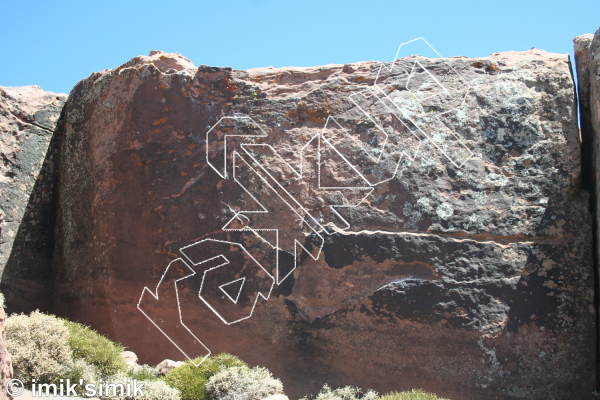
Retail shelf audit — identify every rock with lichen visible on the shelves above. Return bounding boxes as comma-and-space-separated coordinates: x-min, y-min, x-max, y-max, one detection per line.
0, 85, 66, 313
51, 48, 594, 400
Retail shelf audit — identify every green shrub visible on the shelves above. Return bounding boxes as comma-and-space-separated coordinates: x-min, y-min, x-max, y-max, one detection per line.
140, 379, 182, 400
126, 363, 160, 381
302, 385, 378, 400
100, 373, 181, 400
6, 311, 74, 385
6, 309, 133, 388
66, 358, 101, 382
206, 366, 284, 400
62, 319, 127, 376
380, 390, 450, 400
58, 359, 101, 396
163, 353, 247, 400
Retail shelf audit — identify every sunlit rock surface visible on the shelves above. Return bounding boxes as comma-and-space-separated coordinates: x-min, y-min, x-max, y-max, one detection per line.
50, 49, 594, 399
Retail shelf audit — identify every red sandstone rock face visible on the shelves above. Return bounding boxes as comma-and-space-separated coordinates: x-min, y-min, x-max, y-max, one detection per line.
53, 49, 594, 399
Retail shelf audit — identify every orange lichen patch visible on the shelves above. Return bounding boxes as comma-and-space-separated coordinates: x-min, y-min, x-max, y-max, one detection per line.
181, 172, 187, 176
471, 60, 499, 73
287, 101, 333, 123
162, 106, 170, 112
193, 163, 200, 168
223, 76, 239, 92
186, 151, 192, 155
131, 153, 145, 167
168, 150, 174, 154
153, 117, 168, 125
158, 81, 169, 89
150, 124, 173, 134
189, 144, 197, 149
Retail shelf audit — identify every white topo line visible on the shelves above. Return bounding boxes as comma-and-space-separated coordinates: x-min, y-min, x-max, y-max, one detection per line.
139, 38, 475, 364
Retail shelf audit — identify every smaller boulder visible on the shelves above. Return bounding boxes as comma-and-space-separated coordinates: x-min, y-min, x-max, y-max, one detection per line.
121, 351, 138, 368
155, 359, 184, 375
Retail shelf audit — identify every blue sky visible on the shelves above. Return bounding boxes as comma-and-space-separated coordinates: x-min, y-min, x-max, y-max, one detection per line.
1, 0, 599, 94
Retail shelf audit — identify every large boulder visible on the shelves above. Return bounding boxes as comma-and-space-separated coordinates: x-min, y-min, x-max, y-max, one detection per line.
53, 49, 594, 399
0, 86, 67, 312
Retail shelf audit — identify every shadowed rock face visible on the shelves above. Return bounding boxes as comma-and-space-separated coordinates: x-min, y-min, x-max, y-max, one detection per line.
0, 86, 67, 312
52, 49, 594, 399
575, 27, 600, 393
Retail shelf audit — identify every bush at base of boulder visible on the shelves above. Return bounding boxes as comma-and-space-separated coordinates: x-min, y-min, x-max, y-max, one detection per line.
62, 319, 127, 376
126, 363, 160, 381
379, 390, 449, 400
163, 353, 246, 400
301, 385, 379, 400
6, 311, 130, 389
59, 358, 101, 391
302, 386, 449, 400
140, 379, 182, 400
101, 372, 181, 400
6, 311, 73, 385
206, 366, 284, 400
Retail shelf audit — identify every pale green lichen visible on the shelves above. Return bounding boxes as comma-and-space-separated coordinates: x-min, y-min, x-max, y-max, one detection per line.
436, 202, 454, 220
